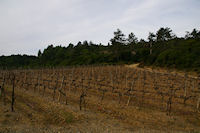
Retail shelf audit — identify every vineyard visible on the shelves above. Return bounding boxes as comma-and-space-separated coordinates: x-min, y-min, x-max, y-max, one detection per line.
0, 65, 200, 132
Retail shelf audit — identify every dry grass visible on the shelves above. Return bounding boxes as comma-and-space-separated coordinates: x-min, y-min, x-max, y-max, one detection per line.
0, 65, 200, 132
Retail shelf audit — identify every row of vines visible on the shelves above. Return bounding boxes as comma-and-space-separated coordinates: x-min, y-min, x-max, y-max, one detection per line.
0, 65, 200, 115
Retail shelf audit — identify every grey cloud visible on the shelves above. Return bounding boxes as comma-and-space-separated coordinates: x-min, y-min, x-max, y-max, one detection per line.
0, 0, 199, 55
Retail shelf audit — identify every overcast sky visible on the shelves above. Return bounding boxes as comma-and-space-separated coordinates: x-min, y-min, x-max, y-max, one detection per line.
0, 0, 200, 55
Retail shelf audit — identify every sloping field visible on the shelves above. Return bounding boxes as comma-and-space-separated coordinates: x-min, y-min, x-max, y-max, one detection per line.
0, 65, 200, 132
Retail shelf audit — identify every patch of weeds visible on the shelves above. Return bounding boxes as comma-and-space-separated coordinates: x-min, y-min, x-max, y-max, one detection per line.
5, 113, 11, 118
62, 112, 74, 124
189, 129, 200, 133
1, 119, 9, 125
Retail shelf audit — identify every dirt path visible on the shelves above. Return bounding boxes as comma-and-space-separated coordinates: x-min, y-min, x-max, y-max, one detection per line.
126, 63, 199, 77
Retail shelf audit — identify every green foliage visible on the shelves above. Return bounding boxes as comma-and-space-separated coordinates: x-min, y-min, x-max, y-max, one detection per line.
62, 112, 74, 123
0, 55, 37, 69
127, 32, 138, 44
0, 28, 199, 73
185, 28, 200, 39
156, 27, 176, 42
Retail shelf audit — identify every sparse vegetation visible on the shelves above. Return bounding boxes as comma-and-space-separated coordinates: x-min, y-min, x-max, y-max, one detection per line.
0, 65, 200, 132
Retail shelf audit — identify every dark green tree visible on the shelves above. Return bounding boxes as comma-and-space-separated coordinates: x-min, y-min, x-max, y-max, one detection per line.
148, 32, 156, 54
190, 29, 200, 39
68, 43, 74, 48
148, 32, 156, 42
156, 27, 175, 42
38, 50, 42, 57
110, 29, 126, 62
127, 32, 138, 44
110, 29, 126, 44
185, 29, 200, 39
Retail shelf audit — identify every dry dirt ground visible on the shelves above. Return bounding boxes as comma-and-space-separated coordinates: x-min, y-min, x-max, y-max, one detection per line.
127, 63, 199, 77
0, 81, 200, 132
0, 87, 156, 133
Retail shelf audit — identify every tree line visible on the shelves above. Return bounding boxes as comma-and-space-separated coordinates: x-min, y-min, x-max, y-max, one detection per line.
0, 27, 200, 72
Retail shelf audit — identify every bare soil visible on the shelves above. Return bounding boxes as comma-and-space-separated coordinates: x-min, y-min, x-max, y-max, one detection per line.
0, 87, 146, 133
0, 86, 199, 133
1, 65, 200, 133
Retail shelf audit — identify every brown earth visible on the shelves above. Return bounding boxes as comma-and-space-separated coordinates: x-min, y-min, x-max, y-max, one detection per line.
1, 65, 200, 133
0, 86, 153, 133
126, 63, 199, 77
0, 85, 199, 133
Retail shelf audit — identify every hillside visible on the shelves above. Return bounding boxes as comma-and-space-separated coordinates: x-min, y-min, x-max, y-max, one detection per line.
1, 66, 200, 132
0, 28, 200, 73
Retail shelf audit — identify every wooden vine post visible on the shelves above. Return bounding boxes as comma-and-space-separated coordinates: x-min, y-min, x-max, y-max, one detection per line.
166, 83, 179, 116
79, 91, 86, 111
197, 77, 200, 112
79, 75, 86, 111
141, 71, 146, 106
197, 97, 200, 112
37, 72, 41, 93
58, 76, 65, 102
126, 77, 136, 106
183, 73, 188, 106
34, 73, 39, 93
11, 74, 15, 112
1, 75, 6, 105
53, 74, 58, 101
